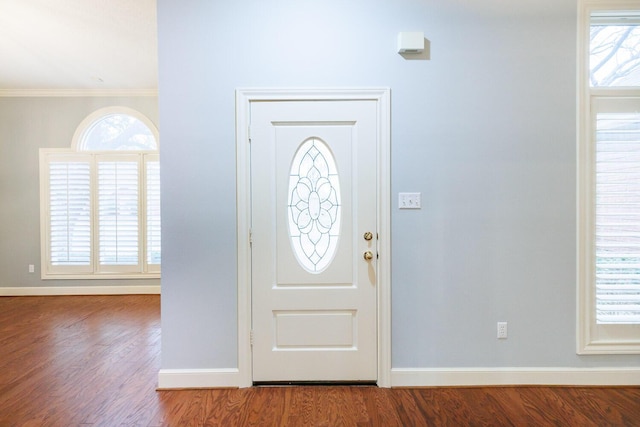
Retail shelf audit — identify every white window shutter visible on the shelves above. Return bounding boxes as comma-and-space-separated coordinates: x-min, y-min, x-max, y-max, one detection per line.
97, 159, 140, 270
48, 160, 92, 266
595, 112, 640, 324
145, 157, 161, 267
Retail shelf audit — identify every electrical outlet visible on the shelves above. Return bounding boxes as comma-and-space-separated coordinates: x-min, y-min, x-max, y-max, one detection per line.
28, 264, 35, 273
497, 322, 508, 339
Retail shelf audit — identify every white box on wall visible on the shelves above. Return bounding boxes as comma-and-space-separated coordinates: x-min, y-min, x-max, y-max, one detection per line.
397, 32, 424, 53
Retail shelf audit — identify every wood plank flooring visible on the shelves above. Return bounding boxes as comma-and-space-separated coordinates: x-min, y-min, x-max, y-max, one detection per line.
0, 295, 638, 426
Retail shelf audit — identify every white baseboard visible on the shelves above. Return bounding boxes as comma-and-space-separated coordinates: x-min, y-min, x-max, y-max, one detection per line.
0, 285, 160, 296
391, 367, 640, 387
158, 369, 240, 389
157, 367, 640, 389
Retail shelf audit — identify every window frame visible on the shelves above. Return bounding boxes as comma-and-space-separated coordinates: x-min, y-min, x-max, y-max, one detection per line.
39, 107, 160, 280
577, 0, 640, 354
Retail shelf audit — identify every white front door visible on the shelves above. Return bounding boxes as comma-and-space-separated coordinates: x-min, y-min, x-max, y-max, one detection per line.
250, 99, 378, 382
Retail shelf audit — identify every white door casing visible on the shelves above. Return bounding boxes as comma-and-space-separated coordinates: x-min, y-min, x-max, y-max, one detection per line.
236, 88, 391, 387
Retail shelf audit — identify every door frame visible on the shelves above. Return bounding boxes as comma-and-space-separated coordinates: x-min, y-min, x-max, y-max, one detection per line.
235, 88, 391, 388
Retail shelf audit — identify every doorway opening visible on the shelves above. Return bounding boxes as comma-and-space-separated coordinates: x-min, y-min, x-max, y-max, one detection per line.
236, 88, 391, 387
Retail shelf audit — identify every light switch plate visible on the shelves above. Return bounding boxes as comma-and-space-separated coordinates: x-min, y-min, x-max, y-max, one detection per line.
399, 192, 421, 209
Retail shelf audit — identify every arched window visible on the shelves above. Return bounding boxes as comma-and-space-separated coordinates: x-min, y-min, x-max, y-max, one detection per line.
40, 107, 160, 279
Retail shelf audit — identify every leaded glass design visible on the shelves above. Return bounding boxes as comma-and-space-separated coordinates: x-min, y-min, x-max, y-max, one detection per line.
288, 138, 341, 274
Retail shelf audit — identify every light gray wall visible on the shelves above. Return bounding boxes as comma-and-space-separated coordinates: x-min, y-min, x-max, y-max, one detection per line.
158, 0, 640, 370
0, 96, 159, 290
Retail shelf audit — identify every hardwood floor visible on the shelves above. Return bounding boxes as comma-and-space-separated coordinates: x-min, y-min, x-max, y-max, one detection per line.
0, 295, 638, 426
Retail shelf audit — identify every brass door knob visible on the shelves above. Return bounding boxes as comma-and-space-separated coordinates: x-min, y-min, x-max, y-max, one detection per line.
363, 251, 374, 261
363, 231, 373, 241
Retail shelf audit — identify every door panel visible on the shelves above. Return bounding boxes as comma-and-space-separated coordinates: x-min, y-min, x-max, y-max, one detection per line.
275, 126, 353, 285
251, 100, 377, 382
273, 310, 355, 349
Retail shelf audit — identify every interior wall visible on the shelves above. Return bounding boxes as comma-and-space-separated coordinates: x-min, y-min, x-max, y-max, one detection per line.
0, 96, 159, 290
157, 0, 640, 371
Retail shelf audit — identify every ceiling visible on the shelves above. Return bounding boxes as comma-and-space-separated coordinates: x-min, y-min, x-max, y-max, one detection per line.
0, 0, 157, 94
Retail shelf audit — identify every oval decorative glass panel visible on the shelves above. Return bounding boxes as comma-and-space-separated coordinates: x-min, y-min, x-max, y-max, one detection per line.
288, 138, 341, 274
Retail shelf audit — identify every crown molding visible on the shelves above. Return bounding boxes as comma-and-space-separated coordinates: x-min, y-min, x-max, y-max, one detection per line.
0, 89, 158, 97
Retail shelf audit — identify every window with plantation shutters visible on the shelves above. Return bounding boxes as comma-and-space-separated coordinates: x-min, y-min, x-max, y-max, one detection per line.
595, 111, 640, 325
578, 2, 640, 354
40, 107, 160, 279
